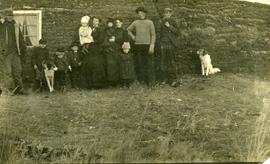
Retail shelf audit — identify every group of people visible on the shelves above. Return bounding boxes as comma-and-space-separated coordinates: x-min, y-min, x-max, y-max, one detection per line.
0, 6, 180, 94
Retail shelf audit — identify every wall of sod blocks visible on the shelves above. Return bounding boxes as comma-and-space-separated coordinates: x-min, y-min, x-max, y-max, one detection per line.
1, 0, 270, 80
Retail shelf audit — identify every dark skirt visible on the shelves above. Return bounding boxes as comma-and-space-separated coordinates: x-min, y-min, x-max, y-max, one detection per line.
82, 44, 106, 89
104, 46, 120, 83
120, 53, 136, 81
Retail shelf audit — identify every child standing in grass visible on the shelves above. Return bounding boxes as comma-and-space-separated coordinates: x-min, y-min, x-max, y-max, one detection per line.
32, 38, 49, 91
54, 47, 71, 92
67, 42, 82, 89
119, 42, 136, 87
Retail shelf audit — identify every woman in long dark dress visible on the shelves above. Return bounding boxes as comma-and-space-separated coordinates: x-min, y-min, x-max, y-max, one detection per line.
102, 18, 121, 86
89, 17, 107, 89
73, 15, 93, 89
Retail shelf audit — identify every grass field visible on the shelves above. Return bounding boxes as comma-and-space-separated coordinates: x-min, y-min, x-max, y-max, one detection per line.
0, 73, 270, 163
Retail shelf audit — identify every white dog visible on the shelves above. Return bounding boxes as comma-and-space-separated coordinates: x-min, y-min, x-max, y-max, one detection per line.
197, 49, 221, 76
43, 63, 57, 92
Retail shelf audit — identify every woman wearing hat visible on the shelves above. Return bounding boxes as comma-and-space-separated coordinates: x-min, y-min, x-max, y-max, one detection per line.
127, 6, 156, 86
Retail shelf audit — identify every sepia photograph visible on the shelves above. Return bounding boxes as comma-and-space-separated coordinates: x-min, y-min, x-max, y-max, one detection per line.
0, 0, 270, 163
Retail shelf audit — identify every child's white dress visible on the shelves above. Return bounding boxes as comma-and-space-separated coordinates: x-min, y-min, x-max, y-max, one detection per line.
79, 26, 94, 45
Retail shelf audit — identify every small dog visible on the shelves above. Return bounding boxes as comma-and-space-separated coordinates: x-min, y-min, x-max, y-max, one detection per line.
43, 63, 57, 92
197, 49, 221, 76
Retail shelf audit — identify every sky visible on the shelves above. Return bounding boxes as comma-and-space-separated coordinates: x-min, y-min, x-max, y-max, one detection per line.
240, 0, 270, 5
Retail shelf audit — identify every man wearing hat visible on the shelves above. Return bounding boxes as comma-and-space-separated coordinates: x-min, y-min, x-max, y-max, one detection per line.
159, 7, 179, 87
127, 6, 156, 85
0, 10, 26, 94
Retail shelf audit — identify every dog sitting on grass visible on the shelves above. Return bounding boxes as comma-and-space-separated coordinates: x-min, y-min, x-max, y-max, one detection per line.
197, 49, 221, 76
43, 63, 57, 92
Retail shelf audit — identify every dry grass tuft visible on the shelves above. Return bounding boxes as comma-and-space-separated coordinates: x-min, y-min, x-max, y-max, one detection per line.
246, 97, 270, 162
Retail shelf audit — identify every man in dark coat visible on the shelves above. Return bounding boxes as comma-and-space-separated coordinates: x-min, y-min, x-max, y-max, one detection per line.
159, 8, 179, 87
119, 42, 136, 87
0, 10, 26, 94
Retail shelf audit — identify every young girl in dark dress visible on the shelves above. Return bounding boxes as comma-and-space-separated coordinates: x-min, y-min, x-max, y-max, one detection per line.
120, 42, 136, 87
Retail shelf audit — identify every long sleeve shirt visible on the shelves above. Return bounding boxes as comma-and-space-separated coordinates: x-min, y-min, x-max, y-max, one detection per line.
127, 19, 156, 46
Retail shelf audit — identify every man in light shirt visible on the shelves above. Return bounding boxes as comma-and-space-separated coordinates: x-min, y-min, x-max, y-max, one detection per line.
127, 6, 156, 85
